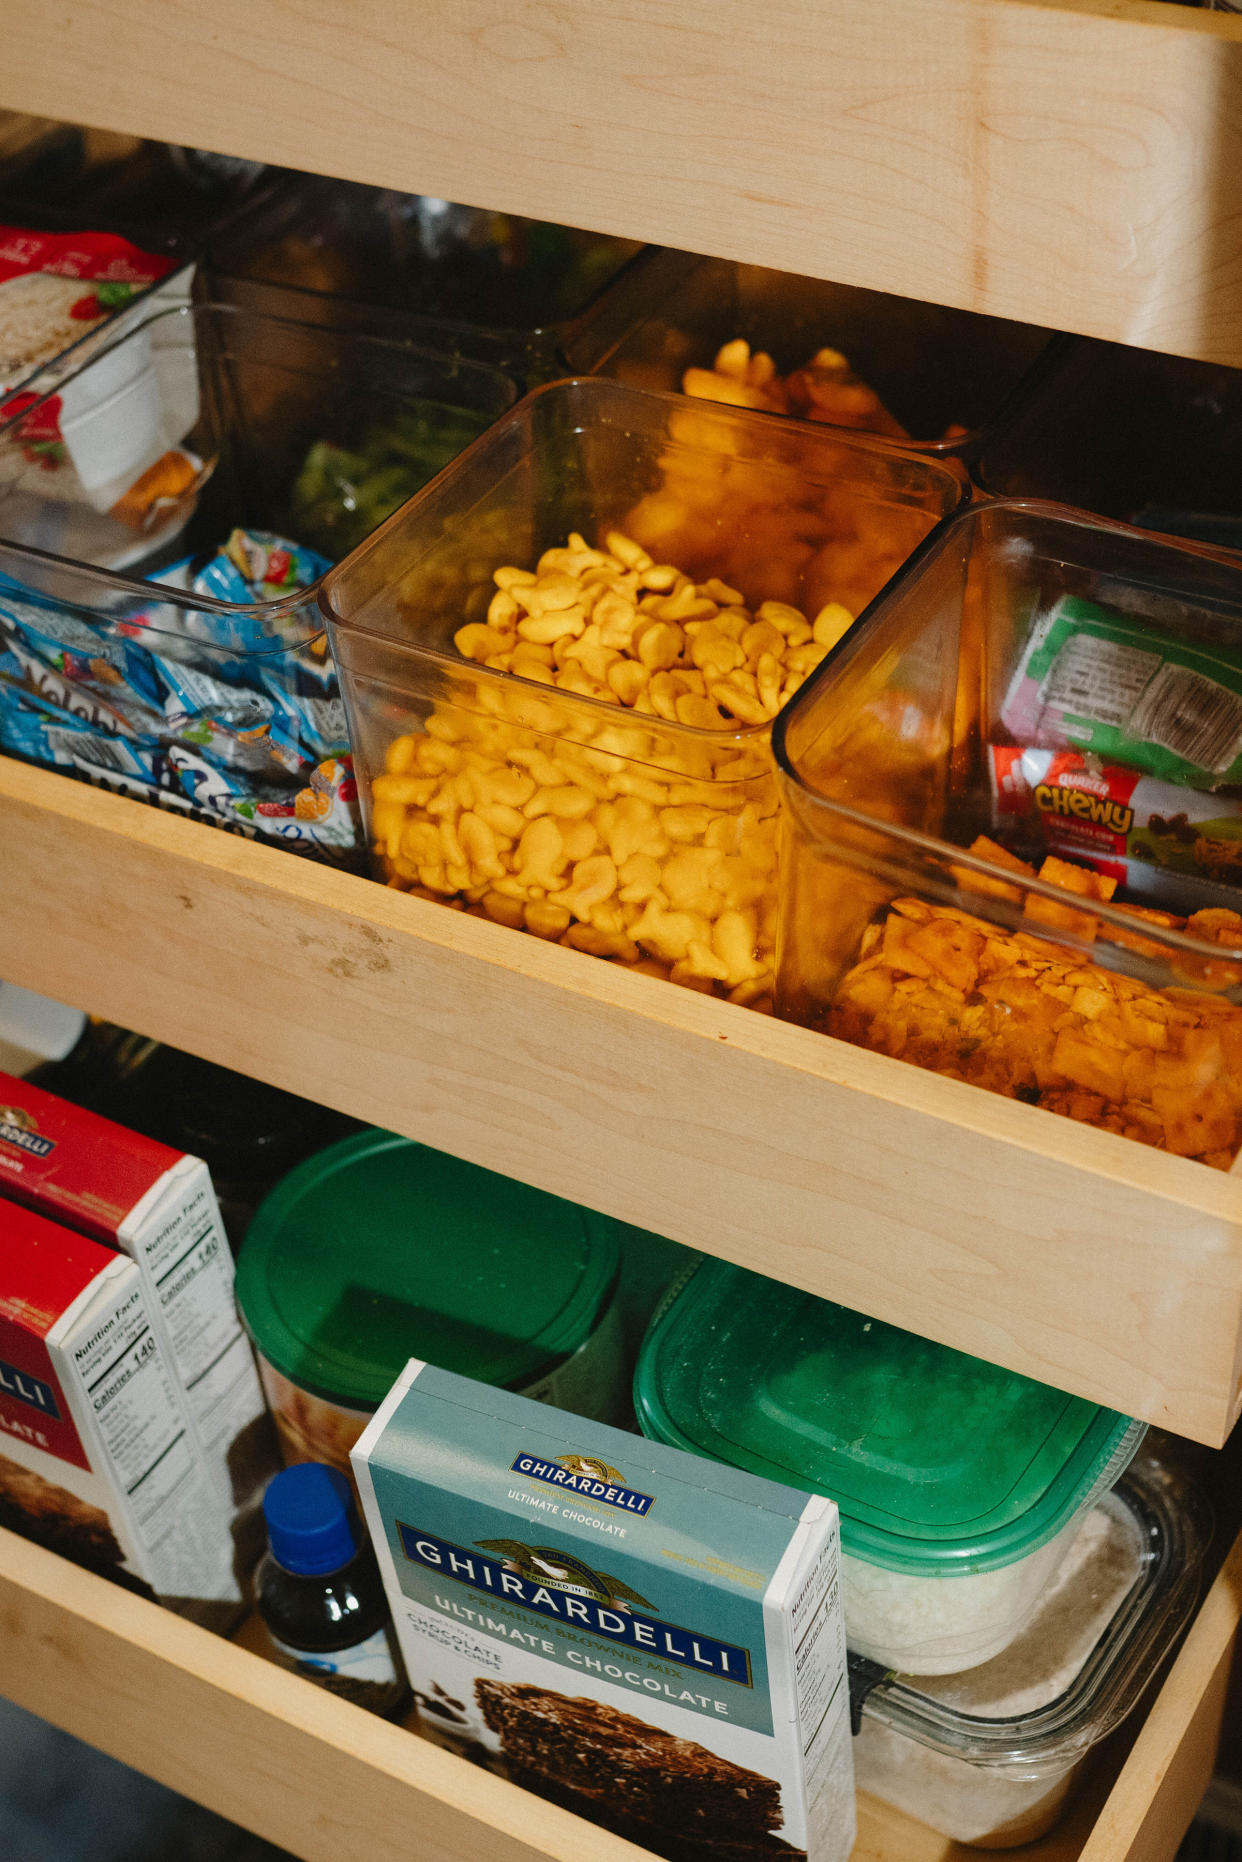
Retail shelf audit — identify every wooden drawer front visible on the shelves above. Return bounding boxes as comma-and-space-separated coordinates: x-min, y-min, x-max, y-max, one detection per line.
4, 759, 1242, 1445
2, 0, 1242, 365
0, 1521, 1237, 1862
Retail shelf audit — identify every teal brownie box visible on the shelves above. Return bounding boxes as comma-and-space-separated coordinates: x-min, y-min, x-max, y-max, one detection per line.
353, 1361, 855, 1862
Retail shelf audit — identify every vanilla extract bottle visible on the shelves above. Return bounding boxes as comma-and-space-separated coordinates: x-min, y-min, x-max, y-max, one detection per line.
257, 1463, 411, 1719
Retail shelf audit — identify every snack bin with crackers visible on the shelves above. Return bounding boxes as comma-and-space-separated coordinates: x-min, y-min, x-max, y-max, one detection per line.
853, 1454, 1207, 1847
634, 1257, 1148, 1675
0, 299, 515, 860
318, 376, 964, 1000
206, 174, 694, 384
572, 253, 1063, 459
773, 497, 1242, 1168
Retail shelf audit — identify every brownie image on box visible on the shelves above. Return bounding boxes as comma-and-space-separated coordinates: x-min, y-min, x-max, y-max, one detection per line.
0, 1449, 125, 1571
477, 1680, 805, 1862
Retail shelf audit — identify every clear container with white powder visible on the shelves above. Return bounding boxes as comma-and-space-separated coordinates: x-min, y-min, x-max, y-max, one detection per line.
854, 1455, 1207, 1846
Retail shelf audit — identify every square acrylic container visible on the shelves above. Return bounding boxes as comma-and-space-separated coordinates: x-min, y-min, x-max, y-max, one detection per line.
206, 174, 690, 384
318, 377, 964, 998
0, 300, 516, 860
773, 498, 1242, 1168
574, 254, 1062, 458
977, 337, 1242, 550
855, 1454, 1207, 1847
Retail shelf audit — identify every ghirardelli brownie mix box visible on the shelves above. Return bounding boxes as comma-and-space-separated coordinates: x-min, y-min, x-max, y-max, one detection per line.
0, 1200, 242, 1626
0, 1070, 273, 1566
353, 1363, 855, 1862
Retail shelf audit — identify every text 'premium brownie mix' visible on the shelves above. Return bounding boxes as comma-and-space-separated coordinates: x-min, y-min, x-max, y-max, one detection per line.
353, 1362, 855, 1862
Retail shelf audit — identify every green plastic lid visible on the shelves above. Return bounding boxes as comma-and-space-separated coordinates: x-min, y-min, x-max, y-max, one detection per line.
633, 1261, 1145, 1576
236, 1130, 620, 1410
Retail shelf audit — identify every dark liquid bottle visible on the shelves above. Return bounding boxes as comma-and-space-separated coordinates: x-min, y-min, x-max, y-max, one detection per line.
257, 1463, 410, 1719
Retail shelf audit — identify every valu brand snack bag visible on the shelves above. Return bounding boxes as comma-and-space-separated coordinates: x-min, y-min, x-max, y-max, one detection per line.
991, 743, 1242, 907
0, 1200, 241, 1625
0, 526, 361, 864
353, 1361, 855, 1862
0, 1071, 274, 1565
1002, 594, 1242, 790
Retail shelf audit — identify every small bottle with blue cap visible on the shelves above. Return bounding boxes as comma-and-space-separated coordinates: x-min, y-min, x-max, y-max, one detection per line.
257, 1463, 410, 1719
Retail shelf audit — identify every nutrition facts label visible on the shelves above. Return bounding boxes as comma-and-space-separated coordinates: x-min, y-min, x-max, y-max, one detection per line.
791, 1541, 844, 1768
73, 1287, 193, 1534
138, 1182, 257, 1452
791, 1538, 852, 1860
1042, 633, 1160, 729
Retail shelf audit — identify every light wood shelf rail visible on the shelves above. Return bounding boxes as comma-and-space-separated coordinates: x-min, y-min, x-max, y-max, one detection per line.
3, 755, 1242, 1446
0, 1517, 1237, 1862
4, 0, 1242, 366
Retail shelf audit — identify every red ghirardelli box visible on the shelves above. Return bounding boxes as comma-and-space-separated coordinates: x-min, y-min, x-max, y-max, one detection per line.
0, 1200, 241, 1624
0, 1071, 273, 1569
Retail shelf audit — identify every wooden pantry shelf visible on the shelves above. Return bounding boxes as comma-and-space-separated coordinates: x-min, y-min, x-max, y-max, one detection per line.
1, 1515, 1238, 1862
3, 0, 1242, 366
3, 755, 1242, 1445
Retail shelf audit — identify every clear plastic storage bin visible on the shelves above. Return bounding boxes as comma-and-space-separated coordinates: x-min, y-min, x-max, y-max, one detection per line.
0, 301, 515, 859
577, 255, 1061, 457
207, 175, 691, 384
633, 1258, 1146, 1674
855, 1456, 1207, 1847
319, 377, 963, 997
774, 499, 1242, 1169
978, 338, 1242, 550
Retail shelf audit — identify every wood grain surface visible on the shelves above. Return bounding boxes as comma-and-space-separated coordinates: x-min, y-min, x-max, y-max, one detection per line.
1, 1518, 1235, 1862
4, 758, 1242, 1442
3, 0, 1242, 364
0, 1530, 648, 1862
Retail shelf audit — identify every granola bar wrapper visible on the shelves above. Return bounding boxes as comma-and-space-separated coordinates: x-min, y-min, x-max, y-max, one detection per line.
990, 744, 1242, 911
1001, 594, 1242, 791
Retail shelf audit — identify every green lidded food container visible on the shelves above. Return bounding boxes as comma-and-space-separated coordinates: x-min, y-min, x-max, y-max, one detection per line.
237, 1129, 624, 1479
634, 1260, 1146, 1675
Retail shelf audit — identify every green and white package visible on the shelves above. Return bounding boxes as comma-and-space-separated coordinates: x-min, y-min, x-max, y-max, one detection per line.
353, 1362, 854, 1862
1003, 594, 1242, 790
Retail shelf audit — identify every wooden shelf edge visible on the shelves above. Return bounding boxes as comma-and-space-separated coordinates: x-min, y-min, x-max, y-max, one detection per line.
0, 1529, 653, 1862
1078, 1524, 1242, 1861
2, 1517, 1238, 1862
4, 0, 1242, 363
5, 757, 1242, 1443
